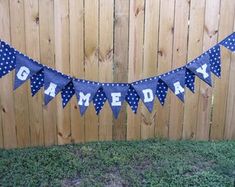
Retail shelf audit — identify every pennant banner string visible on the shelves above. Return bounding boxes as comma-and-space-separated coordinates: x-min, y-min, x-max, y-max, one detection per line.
0, 32, 234, 118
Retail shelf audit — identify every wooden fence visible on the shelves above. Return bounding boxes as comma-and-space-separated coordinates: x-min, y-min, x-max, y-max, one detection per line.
0, 0, 235, 149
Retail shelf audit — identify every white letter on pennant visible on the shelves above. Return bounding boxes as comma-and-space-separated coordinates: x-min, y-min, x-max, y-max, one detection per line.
78, 92, 91, 106
44, 82, 57, 97
196, 64, 209, 78
174, 81, 184, 95
111, 92, 121, 106
142, 89, 154, 103
17, 66, 30, 81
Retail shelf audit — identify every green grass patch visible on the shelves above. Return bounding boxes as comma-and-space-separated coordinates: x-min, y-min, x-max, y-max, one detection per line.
0, 139, 234, 186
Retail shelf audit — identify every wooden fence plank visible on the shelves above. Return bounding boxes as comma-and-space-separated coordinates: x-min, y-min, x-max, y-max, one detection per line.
127, 0, 145, 140
155, 0, 175, 138
54, 0, 71, 145
210, 0, 235, 140
98, 0, 114, 141
69, 0, 85, 143
169, 0, 189, 140
224, 18, 235, 140
196, 0, 220, 140
0, 0, 17, 148
141, 0, 160, 139
24, 0, 44, 147
39, 0, 57, 146
84, 0, 99, 141
113, 0, 129, 140
10, 0, 31, 147
183, 0, 205, 140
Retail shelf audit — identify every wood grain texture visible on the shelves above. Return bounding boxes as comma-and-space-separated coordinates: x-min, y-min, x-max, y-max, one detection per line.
127, 0, 145, 140
183, 0, 205, 140
69, 0, 85, 143
98, 0, 114, 141
0, 0, 17, 148
39, 0, 57, 146
155, 0, 175, 138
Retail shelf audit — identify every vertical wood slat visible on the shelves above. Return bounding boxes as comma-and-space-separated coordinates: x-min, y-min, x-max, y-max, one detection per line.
127, 0, 145, 140
113, 0, 129, 140
24, 0, 44, 146
98, 0, 114, 141
10, 0, 31, 147
84, 0, 99, 141
141, 0, 160, 139
39, 0, 57, 146
210, 0, 235, 140
0, 0, 17, 148
54, 0, 71, 145
196, 0, 220, 140
183, 0, 205, 140
69, 0, 85, 143
155, 0, 175, 138
224, 18, 235, 140
169, 0, 189, 140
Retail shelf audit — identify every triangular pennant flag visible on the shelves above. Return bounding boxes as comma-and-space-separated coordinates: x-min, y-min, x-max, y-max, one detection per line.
156, 79, 168, 105
185, 68, 195, 93
160, 68, 186, 102
30, 69, 44, 96
0, 40, 17, 78
14, 54, 43, 90
125, 85, 140, 113
44, 68, 71, 105
186, 54, 212, 86
219, 32, 235, 52
102, 83, 129, 118
61, 81, 75, 108
93, 87, 107, 115
207, 45, 221, 77
73, 79, 100, 115
132, 77, 158, 112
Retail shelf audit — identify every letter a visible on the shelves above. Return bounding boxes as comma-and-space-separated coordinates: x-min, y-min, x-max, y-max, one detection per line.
44, 82, 57, 97
174, 81, 184, 95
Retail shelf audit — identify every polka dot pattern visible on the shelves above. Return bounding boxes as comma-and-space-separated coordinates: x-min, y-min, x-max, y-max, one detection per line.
156, 79, 168, 105
0, 41, 17, 78
207, 45, 221, 77
220, 32, 235, 52
185, 68, 195, 92
93, 87, 107, 114
61, 81, 75, 108
125, 86, 140, 113
30, 69, 44, 96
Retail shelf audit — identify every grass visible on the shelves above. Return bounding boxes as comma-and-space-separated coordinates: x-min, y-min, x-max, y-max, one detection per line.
0, 139, 234, 187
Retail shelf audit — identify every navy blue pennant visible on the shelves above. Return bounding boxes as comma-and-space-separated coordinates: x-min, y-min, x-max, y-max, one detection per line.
30, 69, 44, 96
61, 81, 75, 108
185, 68, 195, 93
73, 79, 101, 115
93, 87, 107, 114
0, 41, 17, 78
156, 79, 168, 105
44, 68, 71, 105
186, 54, 212, 86
14, 54, 43, 90
126, 85, 140, 113
102, 83, 129, 118
160, 68, 186, 102
220, 32, 235, 52
207, 45, 221, 77
132, 77, 158, 112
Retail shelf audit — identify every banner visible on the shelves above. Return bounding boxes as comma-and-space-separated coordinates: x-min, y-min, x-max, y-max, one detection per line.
0, 32, 234, 118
